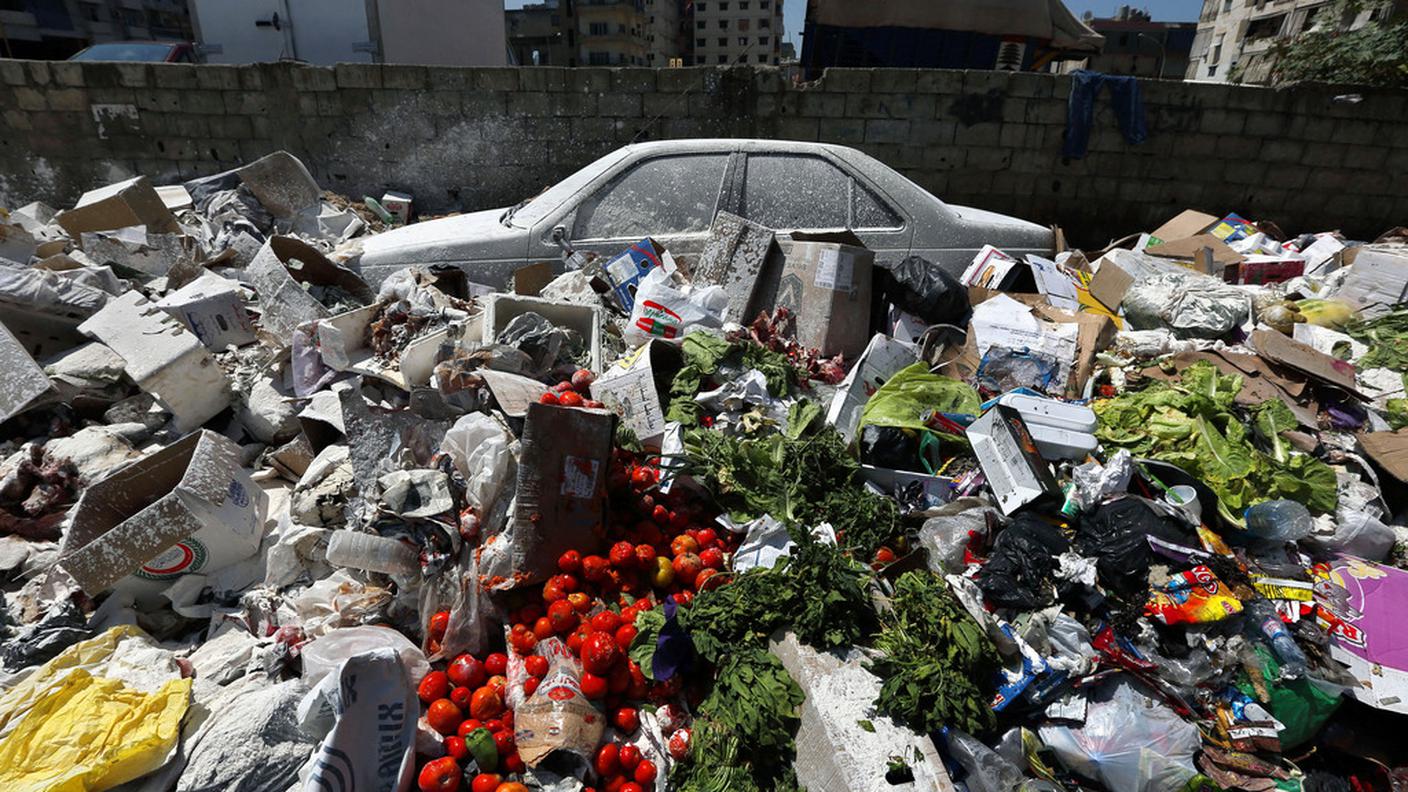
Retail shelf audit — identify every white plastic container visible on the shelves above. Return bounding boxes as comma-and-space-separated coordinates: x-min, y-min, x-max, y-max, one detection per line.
1028, 423, 1098, 461
997, 392, 1098, 434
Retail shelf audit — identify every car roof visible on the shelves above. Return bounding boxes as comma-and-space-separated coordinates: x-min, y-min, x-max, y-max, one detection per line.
617, 138, 866, 158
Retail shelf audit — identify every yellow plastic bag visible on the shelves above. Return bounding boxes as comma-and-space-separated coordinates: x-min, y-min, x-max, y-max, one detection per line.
0, 625, 191, 792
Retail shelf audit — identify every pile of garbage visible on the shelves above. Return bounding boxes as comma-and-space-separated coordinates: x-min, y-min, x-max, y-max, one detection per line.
4, 152, 1408, 792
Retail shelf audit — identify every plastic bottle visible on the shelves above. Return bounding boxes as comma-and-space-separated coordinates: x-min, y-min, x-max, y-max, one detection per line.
1243, 600, 1307, 679
1244, 500, 1313, 542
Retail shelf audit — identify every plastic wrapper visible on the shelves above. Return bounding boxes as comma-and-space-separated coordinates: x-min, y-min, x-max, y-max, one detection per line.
1074, 497, 1194, 596
918, 497, 993, 574
623, 267, 727, 347
1123, 269, 1251, 338
945, 729, 1029, 792
877, 254, 970, 326
1068, 450, 1135, 514
295, 648, 418, 792
1108, 329, 1200, 359
1307, 511, 1396, 561
976, 346, 1063, 394
514, 636, 605, 767
1039, 680, 1201, 792
1145, 565, 1244, 625
299, 624, 430, 688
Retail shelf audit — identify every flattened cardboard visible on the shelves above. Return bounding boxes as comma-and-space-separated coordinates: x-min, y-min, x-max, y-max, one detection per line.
775, 230, 874, 360
590, 340, 683, 444
246, 236, 375, 338
480, 369, 550, 418
1337, 247, 1408, 317
154, 272, 256, 349
55, 176, 179, 238
947, 291, 1114, 399
501, 403, 615, 586
235, 151, 322, 218
57, 430, 269, 596
78, 290, 230, 431
695, 211, 783, 323
1252, 329, 1363, 397
0, 321, 53, 421
1361, 432, 1408, 482
1150, 210, 1218, 244
1145, 234, 1244, 267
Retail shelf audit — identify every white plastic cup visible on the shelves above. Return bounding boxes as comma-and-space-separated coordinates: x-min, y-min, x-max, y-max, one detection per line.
1165, 485, 1202, 523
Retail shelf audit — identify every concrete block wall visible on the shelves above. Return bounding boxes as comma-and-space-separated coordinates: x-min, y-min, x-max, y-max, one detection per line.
1, 60, 1406, 245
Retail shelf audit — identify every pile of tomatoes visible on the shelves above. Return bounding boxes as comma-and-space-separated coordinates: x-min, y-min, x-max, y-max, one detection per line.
414, 451, 739, 791
538, 369, 604, 409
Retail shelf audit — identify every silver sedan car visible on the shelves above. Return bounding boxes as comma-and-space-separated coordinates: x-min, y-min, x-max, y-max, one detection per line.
356, 139, 1054, 288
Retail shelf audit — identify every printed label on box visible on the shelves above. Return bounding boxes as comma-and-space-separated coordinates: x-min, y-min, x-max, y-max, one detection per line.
813, 249, 852, 291
561, 456, 600, 499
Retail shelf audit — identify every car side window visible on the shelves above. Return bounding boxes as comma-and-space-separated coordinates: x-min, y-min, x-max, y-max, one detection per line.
572, 154, 728, 240
742, 154, 849, 230
854, 181, 903, 230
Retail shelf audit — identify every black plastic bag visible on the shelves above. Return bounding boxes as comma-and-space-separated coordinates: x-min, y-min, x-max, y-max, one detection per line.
1075, 497, 1194, 595
878, 256, 971, 326
978, 514, 1070, 610
859, 425, 918, 471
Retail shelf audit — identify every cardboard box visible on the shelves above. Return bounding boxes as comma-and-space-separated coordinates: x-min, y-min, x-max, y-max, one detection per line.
826, 334, 918, 443
951, 292, 1115, 399
694, 211, 784, 323
57, 430, 269, 596
602, 238, 667, 313
246, 236, 376, 338
590, 340, 683, 444
775, 230, 874, 360
309, 303, 448, 390
499, 403, 615, 587
476, 293, 603, 372
1336, 247, 1408, 318
154, 272, 256, 349
0, 320, 53, 421
1231, 255, 1305, 285
1145, 234, 1243, 269
54, 175, 180, 239
380, 191, 413, 225
966, 405, 1060, 514
1086, 248, 1166, 312
1252, 328, 1364, 397
859, 464, 954, 506
78, 290, 230, 431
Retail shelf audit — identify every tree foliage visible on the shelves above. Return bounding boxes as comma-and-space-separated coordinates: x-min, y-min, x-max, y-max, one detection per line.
1268, 20, 1408, 88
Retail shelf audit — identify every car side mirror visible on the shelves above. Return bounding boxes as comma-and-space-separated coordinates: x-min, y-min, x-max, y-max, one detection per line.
551, 225, 567, 244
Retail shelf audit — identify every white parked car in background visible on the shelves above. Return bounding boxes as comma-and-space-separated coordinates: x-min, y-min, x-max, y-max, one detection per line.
356, 139, 1054, 287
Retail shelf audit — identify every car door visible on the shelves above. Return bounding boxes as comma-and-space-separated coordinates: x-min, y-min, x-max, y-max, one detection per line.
737, 152, 913, 266
551, 151, 737, 263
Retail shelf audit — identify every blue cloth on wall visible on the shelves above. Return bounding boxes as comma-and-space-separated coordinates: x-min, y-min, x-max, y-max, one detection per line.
1063, 69, 1149, 160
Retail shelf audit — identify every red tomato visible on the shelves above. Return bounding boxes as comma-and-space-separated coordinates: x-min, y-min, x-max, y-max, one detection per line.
581, 631, 622, 675
634, 760, 658, 784
670, 535, 699, 556
672, 590, 694, 607
633, 544, 656, 568
620, 783, 644, 792
615, 624, 638, 651
501, 711, 514, 729
603, 778, 627, 792
559, 390, 585, 407
546, 599, 578, 634
595, 743, 621, 776
695, 528, 718, 548
523, 677, 540, 696
444, 735, 470, 763
484, 653, 508, 676
418, 671, 450, 703
449, 686, 473, 710
694, 568, 720, 590
872, 547, 897, 567
469, 687, 505, 721
508, 629, 537, 656
590, 610, 622, 634
498, 779, 529, 792
456, 718, 483, 738
418, 756, 461, 791
608, 663, 631, 694
426, 699, 463, 736
571, 369, 596, 391
582, 555, 611, 583
502, 752, 526, 775
492, 729, 515, 755
538, 392, 560, 406
558, 550, 583, 574
671, 553, 703, 587
484, 719, 503, 734
567, 591, 592, 613
429, 611, 451, 641
517, 604, 543, 624
524, 654, 549, 677
580, 671, 608, 699
609, 541, 637, 569
626, 660, 648, 699
448, 655, 487, 689
617, 743, 642, 772
470, 774, 500, 792
667, 728, 691, 759
613, 707, 641, 734
699, 547, 724, 569
533, 617, 555, 640
568, 625, 591, 654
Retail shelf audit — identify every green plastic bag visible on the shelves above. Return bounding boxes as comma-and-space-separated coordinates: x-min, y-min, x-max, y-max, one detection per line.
1235, 646, 1341, 750
857, 363, 980, 444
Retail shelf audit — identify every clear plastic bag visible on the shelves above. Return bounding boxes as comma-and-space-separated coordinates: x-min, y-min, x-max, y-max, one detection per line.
1038, 680, 1200, 792
623, 267, 727, 347
918, 498, 992, 574
946, 729, 1028, 792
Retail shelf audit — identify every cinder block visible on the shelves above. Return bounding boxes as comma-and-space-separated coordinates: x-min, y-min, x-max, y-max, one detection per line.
335, 63, 381, 89
800, 91, 846, 117
821, 68, 872, 94
508, 92, 551, 116
0, 61, 25, 86
180, 90, 225, 115
114, 63, 150, 88
291, 65, 337, 92
383, 66, 428, 90
658, 68, 705, 93
869, 69, 919, 93
611, 69, 656, 93
818, 118, 865, 144
477, 68, 521, 92
152, 64, 199, 89
195, 65, 240, 90
597, 93, 643, 117
568, 69, 610, 93
777, 117, 820, 141
1200, 108, 1246, 135
865, 119, 910, 144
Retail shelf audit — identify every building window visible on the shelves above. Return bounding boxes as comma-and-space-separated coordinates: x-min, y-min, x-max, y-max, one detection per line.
618, 23, 627, 33
717, 54, 727, 63
697, 1, 705, 9
739, 18, 749, 31
740, 0, 749, 8
590, 22, 608, 35
1211, 33, 1224, 63
758, 36, 769, 45
738, 36, 747, 46
1207, 63, 1218, 76
760, 0, 769, 8
1222, 0, 1231, 10
696, 37, 705, 46
697, 20, 705, 29
760, 17, 770, 28
551, 15, 559, 25
718, 37, 726, 45
720, 2, 729, 9
756, 54, 767, 63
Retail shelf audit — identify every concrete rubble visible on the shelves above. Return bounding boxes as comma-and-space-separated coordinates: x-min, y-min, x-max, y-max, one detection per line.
2, 149, 1408, 792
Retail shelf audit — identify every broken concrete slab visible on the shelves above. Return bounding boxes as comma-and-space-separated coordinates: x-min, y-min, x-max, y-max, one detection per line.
0, 320, 55, 421
769, 631, 955, 792
54, 175, 179, 239
78, 290, 231, 431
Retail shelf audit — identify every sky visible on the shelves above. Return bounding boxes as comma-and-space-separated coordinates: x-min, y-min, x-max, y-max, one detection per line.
502, 1, 1205, 48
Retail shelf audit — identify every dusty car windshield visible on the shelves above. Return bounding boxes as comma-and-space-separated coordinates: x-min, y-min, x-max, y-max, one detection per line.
507, 149, 632, 229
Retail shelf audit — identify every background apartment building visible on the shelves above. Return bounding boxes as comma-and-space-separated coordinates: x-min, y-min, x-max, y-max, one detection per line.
1061, 6, 1196, 79
0, 0, 192, 59
509, 0, 686, 66
692, 0, 785, 65
1187, 0, 1407, 83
